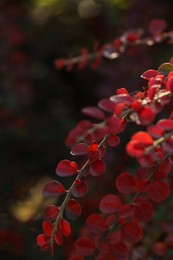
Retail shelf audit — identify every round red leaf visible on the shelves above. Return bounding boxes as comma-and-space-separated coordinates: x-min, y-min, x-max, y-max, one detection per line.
54, 230, 63, 246
157, 119, 173, 131
98, 99, 115, 113
133, 201, 153, 222
59, 218, 71, 237
72, 181, 88, 198
81, 106, 105, 120
75, 237, 95, 257
71, 143, 88, 156
37, 234, 50, 248
121, 221, 143, 244
42, 221, 54, 236
86, 213, 108, 234
43, 180, 66, 197
147, 124, 164, 138
116, 172, 136, 194
107, 135, 120, 147
141, 69, 158, 80
65, 199, 82, 220
147, 180, 170, 202
56, 160, 78, 177
44, 205, 59, 222
90, 159, 106, 176
109, 241, 129, 259
137, 107, 155, 125
99, 194, 122, 214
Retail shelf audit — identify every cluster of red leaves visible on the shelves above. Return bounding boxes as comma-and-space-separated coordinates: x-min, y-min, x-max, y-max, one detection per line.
37, 57, 173, 258
54, 19, 173, 71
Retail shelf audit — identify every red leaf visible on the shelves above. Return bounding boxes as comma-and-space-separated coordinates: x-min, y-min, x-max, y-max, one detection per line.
116, 172, 136, 194
99, 194, 122, 214
43, 180, 66, 197
147, 124, 164, 138
88, 141, 99, 153
81, 106, 105, 120
37, 234, 50, 248
109, 241, 129, 259
72, 181, 88, 198
121, 221, 143, 244
147, 180, 170, 202
106, 116, 126, 134
42, 221, 54, 236
116, 88, 129, 95
44, 205, 59, 222
98, 99, 115, 113
89, 159, 106, 176
126, 131, 153, 157
137, 107, 155, 125
75, 237, 95, 257
148, 19, 167, 35
133, 201, 153, 222
56, 160, 78, 177
59, 218, 71, 237
141, 69, 158, 80
110, 94, 133, 104
71, 143, 88, 155
86, 213, 108, 234
135, 179, 149, 192
157, 119, 173, 131
107, 135, 120, 147
65, 199, 82, 220
54, 230, 63, 246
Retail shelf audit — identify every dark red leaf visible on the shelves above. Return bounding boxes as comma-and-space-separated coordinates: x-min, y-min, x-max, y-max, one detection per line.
121, 221, 143, 244
81, 106, 105, 120
44, 205, 60, 222
54, 230, 63, 246
116, 172, 136, 194
72, 181, 88, 198
65, 199, 82, 220
148, 19, 167, 35
89, 159, 106, 176
147, 180, 170, 202
86, 213, 108, 234
59, 218, 71, 237
99, 194, 122, 214
43, 180, 66, 197
107, 135, 120, 147
106, 116, 126, 134
42, 221, 54, 236
133, 201, 153, 222
109, 241, 129, 259
141, 69, 158, 80
56, 160, 78, 177
110, 94, 133, 104
98, 99, 115, 113
71, 143, 88, 155
147, 124, 164, 138
75, 237, 95, 257
135, 179, 149, 192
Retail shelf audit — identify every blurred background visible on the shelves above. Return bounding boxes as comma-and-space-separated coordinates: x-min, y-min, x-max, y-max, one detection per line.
0, 0, 173, 259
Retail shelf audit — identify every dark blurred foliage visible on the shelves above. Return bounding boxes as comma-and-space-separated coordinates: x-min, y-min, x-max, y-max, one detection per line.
0, 0, 173, 259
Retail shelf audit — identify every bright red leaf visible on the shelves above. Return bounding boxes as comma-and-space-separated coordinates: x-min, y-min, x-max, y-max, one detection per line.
141, 69, 158, 80
54, 230, 63, 246
59, 218, 71, 237
37, 234, 50, 249
56, 160, 78, 177
137, 107, 155, 125
42, 221, 54, 236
